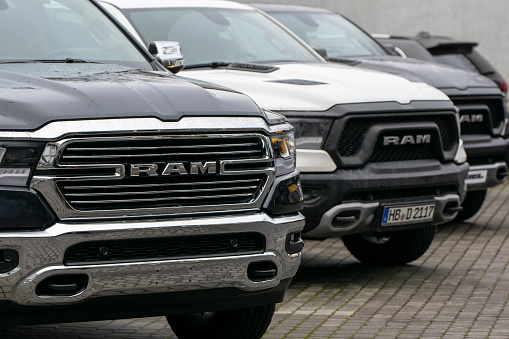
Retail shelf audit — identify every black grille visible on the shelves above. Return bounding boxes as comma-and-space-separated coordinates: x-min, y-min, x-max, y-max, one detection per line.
51, 134, 271, 211
343, 185, 458, 202
451, 97, 506, 136
369, 139, 437, 163
338, 114, 456, 157
460, 120, 487, 135
64, 232, 265, 265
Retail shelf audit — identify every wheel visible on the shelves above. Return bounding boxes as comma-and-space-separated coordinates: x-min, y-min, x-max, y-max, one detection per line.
167, 304, 276, 339
341, 225, 436, 266
454, 190, 487, 222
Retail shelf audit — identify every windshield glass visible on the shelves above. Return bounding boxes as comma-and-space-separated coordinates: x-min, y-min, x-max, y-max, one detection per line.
124, 8, 322, 66
0, 0, 150, 69
269, 11, 387, 58
433, 54, 479, 73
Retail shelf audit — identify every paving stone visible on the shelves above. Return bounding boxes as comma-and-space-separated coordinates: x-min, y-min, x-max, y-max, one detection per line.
2, 183, 509, 338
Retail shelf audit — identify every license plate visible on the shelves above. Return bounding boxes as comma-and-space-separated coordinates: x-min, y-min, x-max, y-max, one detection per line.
465, 169, 488, 185
382, 203, 435, 226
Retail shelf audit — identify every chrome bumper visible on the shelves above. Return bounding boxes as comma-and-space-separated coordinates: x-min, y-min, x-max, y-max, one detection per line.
466, 162, 508, 190
0, 212, 304, 306
304, 194, 461, 238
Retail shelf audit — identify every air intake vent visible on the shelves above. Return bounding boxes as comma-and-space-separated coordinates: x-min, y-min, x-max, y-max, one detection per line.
64, 232, 265, 265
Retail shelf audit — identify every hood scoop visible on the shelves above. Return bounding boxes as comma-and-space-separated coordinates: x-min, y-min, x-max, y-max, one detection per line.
266, 79, 328, 86
226, 63, 279, 73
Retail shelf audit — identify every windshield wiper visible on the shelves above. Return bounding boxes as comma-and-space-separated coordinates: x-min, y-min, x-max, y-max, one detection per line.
185, 62, 231, 70
0, 58, 100, 64
327, 57, 361, 66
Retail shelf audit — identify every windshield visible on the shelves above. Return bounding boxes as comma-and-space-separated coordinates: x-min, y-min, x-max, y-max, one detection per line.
0, 0, 150, 69
433, 54, 479, 73
124, 8, 322, 66
269, 11, 387, 58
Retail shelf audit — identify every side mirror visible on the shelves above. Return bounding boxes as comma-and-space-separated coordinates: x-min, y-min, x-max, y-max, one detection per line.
148, 41, 185, 74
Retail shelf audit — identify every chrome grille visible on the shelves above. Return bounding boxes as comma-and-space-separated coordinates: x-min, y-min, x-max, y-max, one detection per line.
59, 137, 264, 164
33, 133, 274, 220
58, 174, 266, 210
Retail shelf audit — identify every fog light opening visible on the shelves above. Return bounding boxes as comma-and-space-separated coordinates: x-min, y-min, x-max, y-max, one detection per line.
247, 261, 277, 282
35, 274, 89, 297
497, 167, 508, 181
332, 210, 360, 228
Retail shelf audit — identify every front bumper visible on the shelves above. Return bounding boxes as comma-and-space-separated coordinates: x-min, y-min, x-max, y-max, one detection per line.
0, 212, 304, 308
462, 135, 509, 190
300, 160, 469, 238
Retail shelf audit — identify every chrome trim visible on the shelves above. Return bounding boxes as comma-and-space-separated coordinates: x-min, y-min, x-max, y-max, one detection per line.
305, 194, 461, 238
32, 132, 276, 220
466, 162, 508, 189
62, 149, 260, 159
0, 117, 290, 140
0, 212, 305, 306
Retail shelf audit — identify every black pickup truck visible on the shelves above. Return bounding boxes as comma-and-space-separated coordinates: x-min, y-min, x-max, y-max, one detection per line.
0, 1, 304, 338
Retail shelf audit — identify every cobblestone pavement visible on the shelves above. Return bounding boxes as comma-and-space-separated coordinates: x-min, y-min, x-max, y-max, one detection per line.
4, 182, 509, 338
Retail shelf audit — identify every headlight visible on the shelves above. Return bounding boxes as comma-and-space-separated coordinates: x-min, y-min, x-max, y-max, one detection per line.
272, 131, 296, 176
0, 142, 45, 186
287, 118, 333, 149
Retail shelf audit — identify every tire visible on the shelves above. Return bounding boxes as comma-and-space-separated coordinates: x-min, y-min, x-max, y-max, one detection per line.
454, 189, 487, 222
167, 304, 276, 339
341, 225, 436, 266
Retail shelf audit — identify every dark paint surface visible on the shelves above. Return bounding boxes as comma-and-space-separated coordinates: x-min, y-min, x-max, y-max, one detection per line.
0, 63, 263, 131
349, 56, 499, 91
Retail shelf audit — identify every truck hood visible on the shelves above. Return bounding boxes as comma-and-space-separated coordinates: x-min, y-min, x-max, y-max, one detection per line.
181, 62, 450, 112
348, 56, 499, 92
0, 63, 263, 130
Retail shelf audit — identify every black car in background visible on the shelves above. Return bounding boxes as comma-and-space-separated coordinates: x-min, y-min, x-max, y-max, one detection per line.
252, 3, 509, 222
375, 32, 508, 94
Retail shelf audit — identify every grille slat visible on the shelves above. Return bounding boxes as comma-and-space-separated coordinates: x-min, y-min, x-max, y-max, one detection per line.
70, 193, 254, 205
61, 149, 261, 159
63, 178, 262, 190
65, 142, 259, 151
65, 185, 260, 197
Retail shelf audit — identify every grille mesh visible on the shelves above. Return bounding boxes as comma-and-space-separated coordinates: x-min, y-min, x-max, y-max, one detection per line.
452, 97, 505, 135
369, 143, 437, 163
338, 115, 456, 157
64, 232, 265, 265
